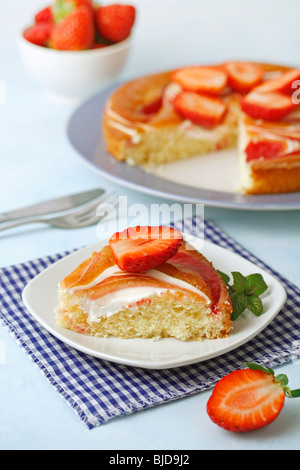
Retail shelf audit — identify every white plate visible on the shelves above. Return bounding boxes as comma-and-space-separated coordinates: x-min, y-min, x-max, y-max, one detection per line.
66, 86, 300, 211
22, 238, 287, 369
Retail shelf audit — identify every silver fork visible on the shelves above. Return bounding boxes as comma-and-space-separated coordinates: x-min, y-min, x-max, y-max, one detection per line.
0, 192, 119, 232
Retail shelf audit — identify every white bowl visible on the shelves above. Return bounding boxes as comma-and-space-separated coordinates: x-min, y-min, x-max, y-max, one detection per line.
18, 32, 132, 102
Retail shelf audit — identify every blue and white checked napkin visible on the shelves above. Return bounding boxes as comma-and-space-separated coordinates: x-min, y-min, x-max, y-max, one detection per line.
0, 218, 299, 429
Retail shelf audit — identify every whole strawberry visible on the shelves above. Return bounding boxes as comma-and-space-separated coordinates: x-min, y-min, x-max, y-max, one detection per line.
95, 4, 136, 43
49, 5, 94, 51
52, 0, 93, 23
35, 6, 54, 24
23, 22, 53, 47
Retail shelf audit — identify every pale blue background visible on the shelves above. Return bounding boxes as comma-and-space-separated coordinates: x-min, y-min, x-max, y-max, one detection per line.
0, 0, 300, 450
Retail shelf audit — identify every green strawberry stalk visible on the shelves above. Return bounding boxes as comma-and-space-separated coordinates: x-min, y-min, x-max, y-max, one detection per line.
246, 363, 300, 398
218, 270, 268, 320
52, 0, 75, 23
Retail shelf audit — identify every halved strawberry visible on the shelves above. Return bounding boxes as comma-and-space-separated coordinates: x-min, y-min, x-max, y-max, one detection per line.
241, 91, 296, 121
109, 226, 183, 273
207, 363, 300, 432
254, 69, 300, 95
224, 62, 264, 93
173, 91, 227, 128
171, 66, 228, 95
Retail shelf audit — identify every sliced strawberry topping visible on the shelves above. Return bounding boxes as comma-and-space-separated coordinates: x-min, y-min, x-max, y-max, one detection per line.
173, 91, 227, 128
246, 121, 300, 142
109, 226, 183, 273
171, 66, 228, 95
245, 140, 286, 162
170, 250, 221, 306
241, 91, 296, 121
207, 366, 287, 432
224, 62, 264, 93
86, 274, 184, 300
140, 96, 163, 115
254, 69, 300, 95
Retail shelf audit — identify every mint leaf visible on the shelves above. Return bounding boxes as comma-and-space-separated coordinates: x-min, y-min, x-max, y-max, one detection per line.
244, 295, 264, 316
217, 270, 230, 285
230, 292, 247, 321
244, 284, 260, 296
219, 270, 268, 321
231, 271, 248, 294
246, 273, 268, 296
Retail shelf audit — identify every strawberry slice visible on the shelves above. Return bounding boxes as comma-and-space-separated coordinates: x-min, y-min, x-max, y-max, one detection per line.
241, 91, 296, 121
140, 95, 163, 115
224, 62, 264, 93
207, 363, 300, 432
171, 66, 228, 95
170, 250, 221, 306
245, 140, 286, 162
254, 69, 300, 95
109, 226, 183, 273
173, 91, 227, 128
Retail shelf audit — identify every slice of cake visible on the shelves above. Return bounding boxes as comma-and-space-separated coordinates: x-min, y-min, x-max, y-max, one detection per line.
238, 77, 300, 194
55, 226, 232, 341
102, 61, 300, 195
239, 110, 300, 194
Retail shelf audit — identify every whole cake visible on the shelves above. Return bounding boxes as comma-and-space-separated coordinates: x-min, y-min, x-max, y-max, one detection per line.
103, 62, 300, 195
55, 226, 232, 341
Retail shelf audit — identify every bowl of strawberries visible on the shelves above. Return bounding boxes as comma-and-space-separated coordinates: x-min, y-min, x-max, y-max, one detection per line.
19, 0, 136, 102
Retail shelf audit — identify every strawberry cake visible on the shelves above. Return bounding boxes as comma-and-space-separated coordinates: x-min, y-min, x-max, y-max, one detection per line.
103, 62, 300, 195
55, 226, 232, 341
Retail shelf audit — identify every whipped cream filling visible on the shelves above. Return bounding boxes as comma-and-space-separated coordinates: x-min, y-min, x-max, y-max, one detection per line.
67, 264, 211, 320
78, 286, 174, 321
179, 119, 231, 142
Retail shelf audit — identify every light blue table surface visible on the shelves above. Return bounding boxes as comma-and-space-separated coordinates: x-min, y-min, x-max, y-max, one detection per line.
1, 0, 300, 450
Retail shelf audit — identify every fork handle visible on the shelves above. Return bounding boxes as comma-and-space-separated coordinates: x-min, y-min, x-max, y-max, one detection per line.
0, 217, 47, 232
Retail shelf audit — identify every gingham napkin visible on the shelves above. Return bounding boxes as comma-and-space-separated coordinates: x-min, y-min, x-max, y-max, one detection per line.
0, 218, 299, 429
